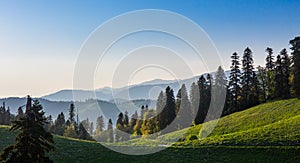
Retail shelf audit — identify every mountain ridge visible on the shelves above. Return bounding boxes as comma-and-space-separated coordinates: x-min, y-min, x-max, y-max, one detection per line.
42, 71, 230, 102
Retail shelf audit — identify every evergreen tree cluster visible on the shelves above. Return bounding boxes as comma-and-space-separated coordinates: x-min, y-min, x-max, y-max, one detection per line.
103, 36, 300, 140
0, 102, 12, 125
0, 96, 55, 163
226, 37, 300, 114
49, 103, 94, 141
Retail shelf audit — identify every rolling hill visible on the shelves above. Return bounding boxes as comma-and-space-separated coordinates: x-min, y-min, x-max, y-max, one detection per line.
0, 125, 299, 162
154, 98, 300, 147
0, 99, 300, 162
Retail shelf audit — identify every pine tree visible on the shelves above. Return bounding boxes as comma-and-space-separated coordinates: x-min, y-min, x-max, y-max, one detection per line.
129, 111, 138, 134
241, 47, 258, 109
249, 73, 261, 106
95, 115, 104, 135
257, 66, 268, 102
156, 91, 166, 114
107, 119, 114, 143
115, 112, 124, 142
264, 48, 276, 100
190, 82, 199, 123
123, 111, 129, 127
140, 110, 157, 137
63, 123, 78, 138
195, 74, 212, 125
280, 48, 291, 98
52, 112, 66, 136
228, 52, 241, 113
274, 55, 285, 99
81, 118, 93, 136
68, 103, 75, 124
176, 84, 192, 129
0, 96, 54, 163
157, 86, 176, 133
290, 37, 300, 99
210, 66, 227, 120
0, 104, 5, 125
133, 106, 145, 136
78, 123, 93, 141
265, 47, 275, 70
16, 107, 24, 120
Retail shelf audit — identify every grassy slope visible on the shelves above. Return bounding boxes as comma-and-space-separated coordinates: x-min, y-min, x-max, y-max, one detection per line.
1, 99, 300, 162
0, 126, 299, 162
158, 98, 300, 146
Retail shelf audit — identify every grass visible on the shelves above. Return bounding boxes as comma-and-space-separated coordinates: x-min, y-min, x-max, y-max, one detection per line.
158, 98, 300, 146
1, 99, 300, 162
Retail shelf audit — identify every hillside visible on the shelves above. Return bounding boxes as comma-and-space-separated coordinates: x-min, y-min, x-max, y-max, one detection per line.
0, 125, 299, 162
1, 99, 300, 162
156, 98, 300, 146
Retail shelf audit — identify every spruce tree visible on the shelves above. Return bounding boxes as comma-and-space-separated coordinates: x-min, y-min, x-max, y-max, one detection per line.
194, 74, 212, 124
123, 111, 129, 127
133, 106, 146, 136
280, 48, 291, 98
241, 47, 258, 109
228, 52, 241, 113
0, 96, 54, 163
129, 111, 138, 133
210, 66, 227, 120
95, 115, 104, 135
78, 123, 93, 141
290, 37, 300, 99
156, 91, 165, 114
157, 86, 176, 133
52, 112, 66, 136
265, 47, 275, 70
140, 110, 157, 137
176, 84, 192, 129
115, 112, 124, 142
274, 55, 285, 99
190, 82, 199, 122
257, 66, 268, 102
68, 103, 75, 124
107, 119, 114, 143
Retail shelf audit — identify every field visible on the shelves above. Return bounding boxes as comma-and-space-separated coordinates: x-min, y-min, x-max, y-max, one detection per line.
1, 99, 300, 162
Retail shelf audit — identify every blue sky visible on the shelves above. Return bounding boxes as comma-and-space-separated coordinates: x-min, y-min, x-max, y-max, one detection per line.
0, 0, 299, 97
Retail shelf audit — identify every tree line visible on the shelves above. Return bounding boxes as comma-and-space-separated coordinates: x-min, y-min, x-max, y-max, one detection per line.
92, 36, 300, 142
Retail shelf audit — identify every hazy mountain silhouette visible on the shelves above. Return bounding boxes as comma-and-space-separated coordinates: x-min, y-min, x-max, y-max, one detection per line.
0, 97, 154, 125
42, 71, 230, 102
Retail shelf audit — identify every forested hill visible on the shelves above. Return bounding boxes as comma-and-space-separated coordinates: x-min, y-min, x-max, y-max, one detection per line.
0, 97, 154, 124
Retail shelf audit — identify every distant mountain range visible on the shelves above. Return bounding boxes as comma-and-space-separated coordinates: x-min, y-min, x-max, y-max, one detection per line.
0, 97, 155, 126
0, 71, 230, 125
42, 71, 230, 102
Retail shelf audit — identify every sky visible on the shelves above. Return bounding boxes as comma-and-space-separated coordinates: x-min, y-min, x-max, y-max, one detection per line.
0, 0, 299, 97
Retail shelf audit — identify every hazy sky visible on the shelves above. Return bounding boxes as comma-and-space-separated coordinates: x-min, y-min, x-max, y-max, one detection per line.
0, 0, 299, 97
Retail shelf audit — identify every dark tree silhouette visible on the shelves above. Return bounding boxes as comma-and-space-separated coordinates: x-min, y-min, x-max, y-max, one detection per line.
274, 55, 285, 99
241, 47, 259, 109
280, 48, 291, 98
0, 96, 55, 163
107, 119, 114, 143
265, 47, 275, 70
157, 86, 176, 133
290, 37, 300, 99
228, 52, 241, 113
